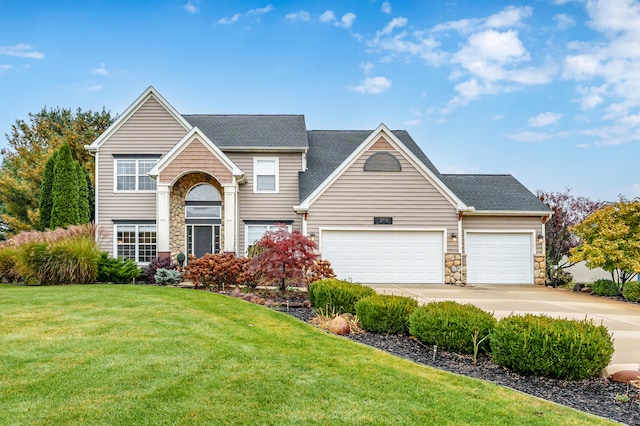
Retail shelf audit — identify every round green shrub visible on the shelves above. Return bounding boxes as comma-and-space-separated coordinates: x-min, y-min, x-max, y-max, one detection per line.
355, 294, 418, 335
591, 279, 620, 297
308, 278, 375, 315
623, 281, 640, 302
491, 314, 614, 381
409, 301, 496, 355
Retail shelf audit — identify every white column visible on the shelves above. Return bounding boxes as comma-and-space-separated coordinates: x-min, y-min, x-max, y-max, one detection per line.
457, 215, 463, 254
156, 184, 171, 253
223, 184, 236, 253
301, 212, 308, 236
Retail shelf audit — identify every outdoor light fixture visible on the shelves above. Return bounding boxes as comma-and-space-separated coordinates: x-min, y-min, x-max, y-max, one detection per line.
537, 232, 544, 241
450, 232, 458, 242
309, 232, 317, 242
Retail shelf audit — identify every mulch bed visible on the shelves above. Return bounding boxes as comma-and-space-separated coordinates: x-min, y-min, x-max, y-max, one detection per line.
278, 305, 640, 425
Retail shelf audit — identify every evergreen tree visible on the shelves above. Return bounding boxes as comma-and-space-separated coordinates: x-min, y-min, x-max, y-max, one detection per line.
50, 143, 79, 229
38, 150, 58, 231
83, 167, 95, 222
75, 162, 90, 224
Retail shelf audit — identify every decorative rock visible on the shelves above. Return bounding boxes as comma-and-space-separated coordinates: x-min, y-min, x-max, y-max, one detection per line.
581, 287, 593, 293
329, 316, 350, 335
231, 287, 242, 297
243, 294, 254, 301
250, 296, 266, 305
610, 370, 640, 384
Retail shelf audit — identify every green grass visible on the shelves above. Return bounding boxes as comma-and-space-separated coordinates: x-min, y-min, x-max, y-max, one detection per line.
0, 285, 612, 425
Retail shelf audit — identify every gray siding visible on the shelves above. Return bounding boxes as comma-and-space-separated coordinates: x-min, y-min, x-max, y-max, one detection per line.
462, 215, 544, 254
307, 145, 459, 252
227, 152, 303, 249
96, 95, 188, 254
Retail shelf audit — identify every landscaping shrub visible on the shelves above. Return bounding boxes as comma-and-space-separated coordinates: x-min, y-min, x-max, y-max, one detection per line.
355, 294, 418, 334
97, 253, 141, 284
184, 253, 249, 289
154, 268, 183, 286
308, 278, 375, 315
591, 279, 620, 297
491, 314, 614, 380
142, 256, 178, 284
409, 301, 496, 355
623, 281, 640, 302
0, 247, 21, 283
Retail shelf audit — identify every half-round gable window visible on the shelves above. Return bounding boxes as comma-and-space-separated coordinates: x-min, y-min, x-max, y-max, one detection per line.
185, 184, 221, 219
186, 183, 221, 202
363, 152, 402, 172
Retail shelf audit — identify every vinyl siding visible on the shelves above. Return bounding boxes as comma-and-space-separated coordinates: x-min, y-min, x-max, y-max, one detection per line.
462, 215, 544, 254
227, 152, 302, 249
96, 95, 189, 254
308, 145, 459, 252
159, 138, 233, 184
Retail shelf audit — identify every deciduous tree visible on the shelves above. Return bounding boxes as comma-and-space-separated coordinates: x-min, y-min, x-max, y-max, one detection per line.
248, 226, 318, 291
537, 190, 604, 285
570, 199, 640, 289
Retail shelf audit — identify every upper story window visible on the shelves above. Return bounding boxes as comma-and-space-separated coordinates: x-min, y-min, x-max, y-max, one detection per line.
115, 158, 157, 192
364, 152, 402, 172
185, 184, 221, 219
253, 157, 279, 193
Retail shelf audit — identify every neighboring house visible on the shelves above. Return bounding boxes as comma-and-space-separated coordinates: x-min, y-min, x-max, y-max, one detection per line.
86, 86, 552, 285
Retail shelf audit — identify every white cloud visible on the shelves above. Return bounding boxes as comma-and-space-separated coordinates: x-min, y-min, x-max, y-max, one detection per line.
529, 112, 562, 127
336, 12, 356, 28
576, 143, 590, 149
379, 17, 407, 36
349, 76, 391, 94
215, 5, 273, 25
285, 11, 311, 22
404, 119, 420, 126
183, 1, 199, 14
554, 13, 575, 30
508, 131, 554, 142
0, 44, 44, 59
361, 62, 375, 75
216, 13, 241, 25
381, 2, 392, 14
248, 5, 273, 15
484, 5, 532, 29
0, 64, 13, 72
319, 10, 335, 23
91, 63, 109, 76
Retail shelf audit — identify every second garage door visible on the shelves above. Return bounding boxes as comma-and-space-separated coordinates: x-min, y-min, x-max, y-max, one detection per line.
466, 232, 533, 284
321, 230, 444, 284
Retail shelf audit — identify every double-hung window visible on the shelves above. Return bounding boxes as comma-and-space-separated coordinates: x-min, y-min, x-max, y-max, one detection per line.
115, 158, 157, 191
245, 223, 291, 252
253, 157, 278, 193
115, 224, 157, 263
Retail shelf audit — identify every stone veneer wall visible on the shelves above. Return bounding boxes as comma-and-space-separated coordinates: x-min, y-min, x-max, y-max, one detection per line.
534, 255, 546, 285
169, 173, 224, 259
445, 253, 466, 286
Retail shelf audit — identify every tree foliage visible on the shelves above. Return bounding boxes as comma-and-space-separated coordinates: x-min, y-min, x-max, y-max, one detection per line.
247, 226, 318, 291
537, 190, 604, 285
0, 107, 113, 232
570, 199, 640, 288
50, 144, 80, 229
38, 151, 57, 231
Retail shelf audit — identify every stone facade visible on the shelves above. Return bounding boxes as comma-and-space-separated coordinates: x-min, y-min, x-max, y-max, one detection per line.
169, 172, 224, 259
445, 253, 466, 286
534, 255, 546, 285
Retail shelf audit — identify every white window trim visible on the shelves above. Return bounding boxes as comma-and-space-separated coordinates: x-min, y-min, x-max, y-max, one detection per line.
184, 205, 222, 220
113, 158, 158, 193
113, 223, 157, 264
245, 223, 291, 253
253, 157, 279, 193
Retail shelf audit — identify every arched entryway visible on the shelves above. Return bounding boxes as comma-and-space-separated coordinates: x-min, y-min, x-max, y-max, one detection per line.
185, 183, 221, 257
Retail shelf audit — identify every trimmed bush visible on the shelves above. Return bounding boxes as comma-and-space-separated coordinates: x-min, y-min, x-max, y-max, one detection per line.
623, 281, 640, 302
409, 301, 496, 355
154, 268, 183, 286
142, 256, 178, 283
183, 253, 249, 289
491, 314, 614, 380
591, 279, 620, 297
97, 253, 141, 284
355, 294, 418, 334
308, 278, 375, 315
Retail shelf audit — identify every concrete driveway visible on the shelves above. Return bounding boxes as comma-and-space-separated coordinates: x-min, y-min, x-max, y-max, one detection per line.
368, 284, 640, 375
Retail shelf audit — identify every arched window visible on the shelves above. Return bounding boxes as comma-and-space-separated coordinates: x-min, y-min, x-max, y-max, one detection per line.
185, 184, 221, 219
363, 152, 402, 172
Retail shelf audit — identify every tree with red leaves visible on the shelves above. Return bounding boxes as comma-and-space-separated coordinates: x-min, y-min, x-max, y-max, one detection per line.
537, 189, 604, 286
247, 225, 318, 291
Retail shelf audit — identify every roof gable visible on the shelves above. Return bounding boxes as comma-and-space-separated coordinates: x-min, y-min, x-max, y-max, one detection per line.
86, 86, 191, 152
296, 124, 467, 211
149, 126, 243, 184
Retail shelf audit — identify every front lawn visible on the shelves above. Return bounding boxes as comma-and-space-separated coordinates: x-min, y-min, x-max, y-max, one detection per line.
0, 285, 611, 425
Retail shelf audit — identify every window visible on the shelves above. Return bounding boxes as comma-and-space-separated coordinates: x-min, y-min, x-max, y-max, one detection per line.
115, 159, 157, 191
115, 224, 157, 263
245, 223, 291, 252
185, 184, 221, 220
363, 152, 402, 172
253, 157, 278, 192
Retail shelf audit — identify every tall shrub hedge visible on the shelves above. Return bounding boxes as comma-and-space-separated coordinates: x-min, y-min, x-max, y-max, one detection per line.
308, 278, 375, 315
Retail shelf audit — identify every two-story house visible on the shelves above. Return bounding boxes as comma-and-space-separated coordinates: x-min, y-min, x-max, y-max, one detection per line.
86, 86, 551, 285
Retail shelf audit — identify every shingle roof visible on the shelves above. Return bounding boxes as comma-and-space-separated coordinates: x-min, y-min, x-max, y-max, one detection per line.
182, 115, 308, 149
299, 130, 441, 202
441, 174, 551, 212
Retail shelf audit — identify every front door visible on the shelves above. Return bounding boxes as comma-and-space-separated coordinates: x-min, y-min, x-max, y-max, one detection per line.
193, 226, 212, 257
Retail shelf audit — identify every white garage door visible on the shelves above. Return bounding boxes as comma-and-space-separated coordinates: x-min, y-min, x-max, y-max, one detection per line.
466, 233, 533, 284
321, 230, 443, 284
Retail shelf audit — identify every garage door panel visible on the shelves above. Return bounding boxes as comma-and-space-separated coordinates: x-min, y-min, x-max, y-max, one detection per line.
466, 233, 532, 284
321, 230, 443, 284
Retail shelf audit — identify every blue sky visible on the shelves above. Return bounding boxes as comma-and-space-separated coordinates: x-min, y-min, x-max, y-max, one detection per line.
1, 0, 639, 202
